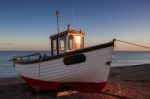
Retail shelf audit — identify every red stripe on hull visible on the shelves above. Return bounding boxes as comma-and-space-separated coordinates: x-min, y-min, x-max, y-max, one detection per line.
21, 76, 107, 92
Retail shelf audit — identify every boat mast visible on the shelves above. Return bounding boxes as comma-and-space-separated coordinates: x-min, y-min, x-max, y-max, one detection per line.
56, 10, 60, 34
56, 10, 60, 55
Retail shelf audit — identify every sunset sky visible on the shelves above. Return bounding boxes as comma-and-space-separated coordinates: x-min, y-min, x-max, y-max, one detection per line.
1, 0, 150, 51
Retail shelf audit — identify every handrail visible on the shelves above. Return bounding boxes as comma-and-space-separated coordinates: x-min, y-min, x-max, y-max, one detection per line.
12, 53, 41, 63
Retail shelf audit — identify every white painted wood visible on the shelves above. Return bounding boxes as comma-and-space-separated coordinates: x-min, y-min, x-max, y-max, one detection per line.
15, 46, 114, 83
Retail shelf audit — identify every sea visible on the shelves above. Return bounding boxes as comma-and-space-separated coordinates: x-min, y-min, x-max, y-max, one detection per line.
0, 51, 150, 78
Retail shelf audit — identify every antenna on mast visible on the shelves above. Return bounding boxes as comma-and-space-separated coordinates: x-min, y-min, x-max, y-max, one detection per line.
56, 10, 60, 34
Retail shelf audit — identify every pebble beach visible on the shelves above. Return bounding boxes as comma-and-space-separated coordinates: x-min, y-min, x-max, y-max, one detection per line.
0, 64, 150, 99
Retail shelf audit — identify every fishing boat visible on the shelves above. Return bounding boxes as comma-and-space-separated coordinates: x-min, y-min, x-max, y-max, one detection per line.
12, 12, 115, 92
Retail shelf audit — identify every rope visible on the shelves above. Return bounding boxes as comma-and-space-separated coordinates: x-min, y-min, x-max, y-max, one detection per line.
114, 38, 150, 95
116, 39, 150, 50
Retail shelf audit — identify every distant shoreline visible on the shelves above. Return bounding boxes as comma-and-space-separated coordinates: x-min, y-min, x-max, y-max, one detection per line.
0, 50, 150, 52
111, 63, 150, 68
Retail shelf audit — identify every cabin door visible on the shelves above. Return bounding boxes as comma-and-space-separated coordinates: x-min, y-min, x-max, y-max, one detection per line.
51, 39, 58, 55
59, 36, 66, 54
51, 36, 67, 56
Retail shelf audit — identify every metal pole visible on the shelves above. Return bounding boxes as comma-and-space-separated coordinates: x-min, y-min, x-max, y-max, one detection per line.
56, 10, 60, 34
56, 10, 60, 55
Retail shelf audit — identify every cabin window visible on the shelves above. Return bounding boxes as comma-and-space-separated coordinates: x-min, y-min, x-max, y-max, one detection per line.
59, 36, 66, 51
74, 36, 81, 50
68, 35, 73, 50
81, 36, 84, 48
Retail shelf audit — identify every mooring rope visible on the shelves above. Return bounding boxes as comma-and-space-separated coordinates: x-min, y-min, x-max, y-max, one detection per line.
114, 38, 150, 96
116, 39, 150, 50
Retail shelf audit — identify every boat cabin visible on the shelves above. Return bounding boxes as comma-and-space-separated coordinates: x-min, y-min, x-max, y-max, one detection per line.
50, 25, 85, 56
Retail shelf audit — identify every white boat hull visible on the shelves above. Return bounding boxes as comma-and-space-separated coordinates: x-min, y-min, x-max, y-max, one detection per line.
14, 42, 114, 91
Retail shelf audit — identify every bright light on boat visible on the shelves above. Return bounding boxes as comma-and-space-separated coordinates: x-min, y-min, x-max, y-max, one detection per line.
75, 36, 81, 44
74, 36, 81, 49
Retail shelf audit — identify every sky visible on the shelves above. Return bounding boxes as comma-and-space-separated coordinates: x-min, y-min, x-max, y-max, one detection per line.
0, 0, 150, 51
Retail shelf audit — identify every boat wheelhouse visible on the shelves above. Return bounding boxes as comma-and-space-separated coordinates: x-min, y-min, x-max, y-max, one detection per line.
50, 25, 85, 56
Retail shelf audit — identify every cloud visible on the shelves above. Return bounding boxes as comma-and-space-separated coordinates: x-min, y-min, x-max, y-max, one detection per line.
7, 43, 14, 45
0, 42, 15, 45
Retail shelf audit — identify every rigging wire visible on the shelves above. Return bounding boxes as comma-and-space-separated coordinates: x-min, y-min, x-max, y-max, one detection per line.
71, 0, 77, 29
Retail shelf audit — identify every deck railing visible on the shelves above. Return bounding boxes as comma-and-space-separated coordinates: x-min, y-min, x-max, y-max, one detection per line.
12, 53, 41, 63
